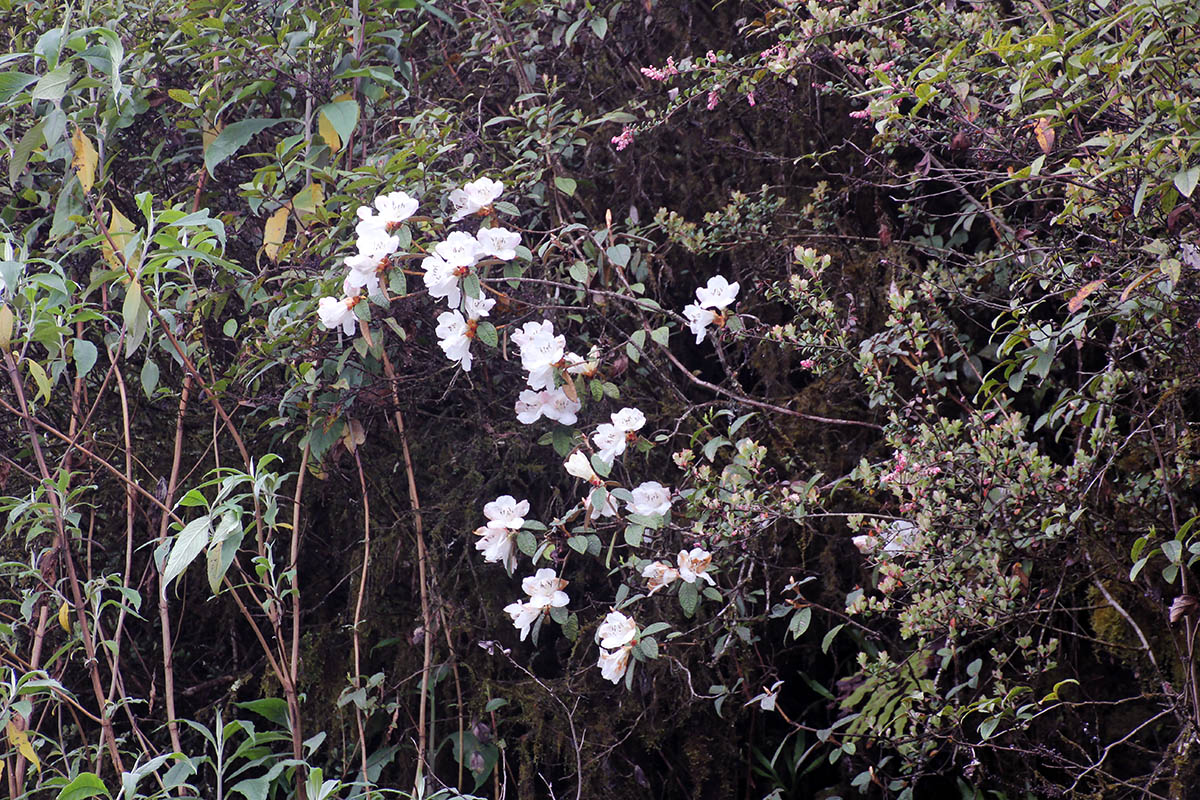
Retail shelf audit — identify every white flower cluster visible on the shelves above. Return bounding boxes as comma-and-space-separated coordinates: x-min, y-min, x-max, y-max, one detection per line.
503, 567, 570, 641
641, 547, 715, 594
317, 191, 420, 335
682, 275, 740, 344
596, 610, 637, 683
473, 494, 527, 574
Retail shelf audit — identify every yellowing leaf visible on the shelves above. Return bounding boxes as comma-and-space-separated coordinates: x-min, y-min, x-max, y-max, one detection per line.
318, 108, 341, 152
102, 203, 137, 270
292, 182, 324, 223
1067, 279, 1104, 313
262, 206, 289, 262
343, 419, 366, 453
202, 122, 222, 155
58, 600, 71, 631
26, 359, 52, 403
1034, 118, 1055, 155
0, 303, 13, 352
71, 125, 99, 193
7, 722, 40, 773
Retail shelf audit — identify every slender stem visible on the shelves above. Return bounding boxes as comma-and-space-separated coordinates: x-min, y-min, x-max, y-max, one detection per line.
158, 374, 192, 756
352, 449, 373, 798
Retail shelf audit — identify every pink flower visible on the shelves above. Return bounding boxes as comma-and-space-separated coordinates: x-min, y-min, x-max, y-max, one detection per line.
706, 50, 717, 64
706, 91, 719, 111
612, 126, 635, 151
746, 92, 756, 107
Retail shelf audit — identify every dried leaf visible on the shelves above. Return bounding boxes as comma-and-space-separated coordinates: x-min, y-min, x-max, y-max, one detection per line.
262, 206, 289, 262
1034, 118, 1055, 155
58, 600, 71, 632
343, 419, 366, 453
1068, 279, 1104, 313
70, 124, 99, 194
101, 203, 137, 270
1170, 594, 1198, 624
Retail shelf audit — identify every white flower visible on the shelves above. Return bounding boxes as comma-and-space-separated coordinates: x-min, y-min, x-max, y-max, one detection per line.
695, 275, 740, 309
641, 561, 678, 594
851, 535, 876, 554
564, 452, 599, 484
342, 269, 378, 297
504, 600, 542, 641
434, 230, 481, 268
597, 643, 632, 683
597, 611, 637, 649
746, 680, 784, 712
677, 547, 715, 586
317, 296, 357, 335
627, 481, 671, 517
355, 228, 400, 262
541, 388, 581, 425
882, 520, 920, 556
513, 389, 580, 425
436, 310, 473, 371
484, 495, 529, 531
475, 226, 521, 261
563, 347, 600, 376
464, 294, 495, 320
515, 389, 547, 425
591, 423, 626, 466
356, 191, 418, 237
449, 177, 504, 221
611, 407, 646, 433
522, 568, 569, 608
422, 254, 461, 307
514, 321, 565, 391
474, 526, 517, 572
683, 303, 716, 344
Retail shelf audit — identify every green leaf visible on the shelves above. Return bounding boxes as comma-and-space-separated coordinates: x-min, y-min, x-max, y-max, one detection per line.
623, 524, 643, 547
0, 71, 38, 102
10, 118, 45, 186
26, 359, 52, 403
568, 260, 589, 283
484, 698, 508, 712
475, 320, 498, 348
550, 425, 574, 456
515, 530, 537, 556
162, 515, 213, 589
606, 244, 631, 267
1174, 166, 1200, 199
318, 99, 359, 143
640, 622, 671, 637
678, 581, 699, 617
1163, 539, 1183, 564
140, 357, 159, 396
462, 272, 481, 299
73, 339, 97, 377
567, 535, 589, 554
638, 636, 659, 659
821, 622, 845, 654
31, 65, 74, 101
204, 118, 286, 176
122, 281, 149, 358
206, 513, 243, 594
650, 326, 669, 346
554, 176, 577, 197
787, 606, 811, 640
56, 772, 111, 800
978, 716, 1000, 740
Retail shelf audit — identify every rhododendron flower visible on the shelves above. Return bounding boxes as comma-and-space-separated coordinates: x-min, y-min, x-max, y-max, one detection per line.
677, 547, 716, 585
484, 495, 529, 531
564, 451, 600, 484
628, 481, 671, 517
434, 230, 481, 269
522, 568, 569, 608
464, 295, 495, 320
422, 254, 461, 307
611, 126, 635, 151
563, 346, 601, 376
695, 275, 740, 309
591, 423, 626, 466
449, 177, 504, 221
474, 526, 517, 572
318, 296, 358, 335
514, 388, 579, 425
597, 610, 637, 649
597, 642, 632, 683
513, 320, 565, 391
503, 599, 541, 640
683, 302, 717, 344
356, 191, 418, 237
436, 310, 473, 371
611, 407, 646, 433
475, 226, 521, 261
342, 270, 378, 297
642, 561, 678, 594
